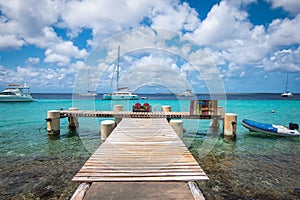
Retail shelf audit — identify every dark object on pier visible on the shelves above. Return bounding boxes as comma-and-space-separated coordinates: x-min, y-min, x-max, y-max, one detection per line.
132, 102, 152, 112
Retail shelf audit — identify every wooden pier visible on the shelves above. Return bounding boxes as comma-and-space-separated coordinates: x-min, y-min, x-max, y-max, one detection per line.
45, 105, 238, 199
71, 118, 208, 199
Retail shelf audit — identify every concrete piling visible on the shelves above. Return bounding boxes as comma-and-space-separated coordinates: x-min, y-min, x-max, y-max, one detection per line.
114, 105, 123, 124
224, 113, 237, 138
68, 107, 79, 129
47, 110, 60, 135
100, 120, 115, 142
162, 105, 171, 112
113, 105, 123, 112
209, 118, 220, 129
170, 119, 183, 139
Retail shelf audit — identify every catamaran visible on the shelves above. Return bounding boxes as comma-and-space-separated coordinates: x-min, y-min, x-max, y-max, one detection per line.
103, 46, 138, 100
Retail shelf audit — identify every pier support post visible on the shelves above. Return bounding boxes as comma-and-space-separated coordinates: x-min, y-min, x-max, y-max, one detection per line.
162, 105, 171, 112
162, 106, 172, 121
100, 120, 115, 142
224, 113, 237, 138
218, 106, 225, 118
114, 105, 123, 124
170, 119, 183, 139
188, 181, 206, 200
68, 107, 79, 129
47, 110, 60, 135
70, 182, 91, 200
209, 118, 220, 129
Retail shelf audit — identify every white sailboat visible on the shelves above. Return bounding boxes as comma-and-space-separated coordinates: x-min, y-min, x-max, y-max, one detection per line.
281, 75, 293, 97
103, 46, 138, 100
80, 69, 98, 97
177, 71, 195, 97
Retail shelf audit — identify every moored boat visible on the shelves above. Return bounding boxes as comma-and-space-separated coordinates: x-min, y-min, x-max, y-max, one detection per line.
242, 119, 300, 137
102, 93, 112, 100
110, 88, 138, 100
103, 46, 138, 100
177, 89, 195, 97
79, 90, 98, 97
281, 75, 293, 97
0, 84, 33, 102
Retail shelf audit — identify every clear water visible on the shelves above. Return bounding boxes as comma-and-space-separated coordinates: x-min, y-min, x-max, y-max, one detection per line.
0, 94, 299, 199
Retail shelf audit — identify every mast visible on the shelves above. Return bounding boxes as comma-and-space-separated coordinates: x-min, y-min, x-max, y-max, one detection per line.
186, 71, 189, 91
116, 46, 120, 91
285, 74, 288, 92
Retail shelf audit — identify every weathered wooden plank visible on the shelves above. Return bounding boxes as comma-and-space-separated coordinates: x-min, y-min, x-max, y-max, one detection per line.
72, 176, 208, 182
75, 172, 207, 177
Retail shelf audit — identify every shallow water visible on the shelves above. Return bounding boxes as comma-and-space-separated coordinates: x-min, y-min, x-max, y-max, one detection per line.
0, 94, 299, 199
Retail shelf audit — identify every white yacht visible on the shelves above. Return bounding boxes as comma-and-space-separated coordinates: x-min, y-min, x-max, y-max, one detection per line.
0, 84, 33, 102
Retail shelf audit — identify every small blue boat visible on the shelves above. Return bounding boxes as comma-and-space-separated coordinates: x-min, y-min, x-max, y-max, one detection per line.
242, 119, 300, 137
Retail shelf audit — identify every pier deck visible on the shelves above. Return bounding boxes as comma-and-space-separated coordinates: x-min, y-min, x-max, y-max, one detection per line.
72, 118, 208, 182
72, 118, 208, 199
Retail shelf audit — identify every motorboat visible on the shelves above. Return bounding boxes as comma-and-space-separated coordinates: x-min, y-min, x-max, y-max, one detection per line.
0, 84, 33, 102
242, 119, 300, 137
79, 90, 98, 97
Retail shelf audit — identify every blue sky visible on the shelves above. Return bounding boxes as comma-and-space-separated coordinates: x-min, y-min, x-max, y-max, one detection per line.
0, 0, 299, 93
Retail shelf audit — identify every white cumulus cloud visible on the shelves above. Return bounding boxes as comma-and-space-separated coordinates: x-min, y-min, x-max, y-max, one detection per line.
267, 0, 300, 15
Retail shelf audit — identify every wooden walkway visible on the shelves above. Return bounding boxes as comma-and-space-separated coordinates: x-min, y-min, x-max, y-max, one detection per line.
72, 118, 208, 182
60, 110, 221, 119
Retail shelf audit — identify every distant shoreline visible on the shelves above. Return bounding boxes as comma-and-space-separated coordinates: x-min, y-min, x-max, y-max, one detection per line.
28, 93, 300, 101
30, 92, 300, 95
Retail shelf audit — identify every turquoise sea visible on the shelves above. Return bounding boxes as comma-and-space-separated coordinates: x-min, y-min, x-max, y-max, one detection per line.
0, 93, 299, 200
